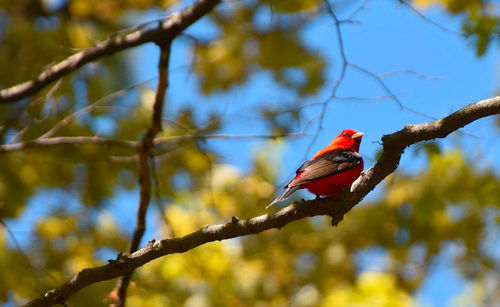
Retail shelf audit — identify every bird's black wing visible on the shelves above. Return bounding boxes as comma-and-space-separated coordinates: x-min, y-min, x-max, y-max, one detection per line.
288, 148, 362, 187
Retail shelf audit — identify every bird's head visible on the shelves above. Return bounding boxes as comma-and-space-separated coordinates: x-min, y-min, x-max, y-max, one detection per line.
330, 128, 364, 151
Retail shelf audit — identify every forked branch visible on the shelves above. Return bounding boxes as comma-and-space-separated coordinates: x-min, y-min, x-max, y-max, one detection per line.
110, 41, 172, 307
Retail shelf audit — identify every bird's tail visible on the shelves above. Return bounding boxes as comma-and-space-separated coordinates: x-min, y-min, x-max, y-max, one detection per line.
266, 186, 300, 209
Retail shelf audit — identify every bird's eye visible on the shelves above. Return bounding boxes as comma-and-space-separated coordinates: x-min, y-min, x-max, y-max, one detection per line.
342, 133, 347, 137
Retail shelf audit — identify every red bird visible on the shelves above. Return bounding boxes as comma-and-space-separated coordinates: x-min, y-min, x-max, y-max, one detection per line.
267, 129, 364, 208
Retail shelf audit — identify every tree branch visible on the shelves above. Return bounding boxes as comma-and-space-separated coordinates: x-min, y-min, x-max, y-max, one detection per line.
0, 133, 308, 154
0, 136, 138, 152
0, 0, 221, 104
397, 0, 465, 36
111, 41, 172, 307
23, 96, 500, 307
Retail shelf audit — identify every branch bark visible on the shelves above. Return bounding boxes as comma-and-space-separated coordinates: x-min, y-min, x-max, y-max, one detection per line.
0, 0, 221, 103
23, 96, 500, 307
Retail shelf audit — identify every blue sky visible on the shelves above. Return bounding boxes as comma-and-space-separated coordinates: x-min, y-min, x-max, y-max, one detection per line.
132, 0, 500, 172
6, 0, 500, 305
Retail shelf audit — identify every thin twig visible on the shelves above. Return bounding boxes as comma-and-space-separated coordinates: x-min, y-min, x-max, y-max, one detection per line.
349, 63, 437, 120
0, 136, 138, 152
7, 80, 64, 144
9, 126, 30, 144
180, 33, 204, 81
349, 0, 371, 19
111, 40, 172, 307
110, 144, 188, 164
0, 218, 58, 284
378, 69, 445, 80
110, 144, 187, 163
334, 93, 405, 102
162, 117, 193, 132
150, 155, 176, 237
39, 78, 155, 139
109, 154, 141, 163
194, 139, 216, 208
398, 0, 465, 36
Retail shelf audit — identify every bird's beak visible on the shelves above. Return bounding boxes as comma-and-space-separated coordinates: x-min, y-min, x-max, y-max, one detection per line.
351, 132, 364, 139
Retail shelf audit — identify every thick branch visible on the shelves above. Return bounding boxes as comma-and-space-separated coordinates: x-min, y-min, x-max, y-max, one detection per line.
24, 96, 500, 307
0, 0, 221, 103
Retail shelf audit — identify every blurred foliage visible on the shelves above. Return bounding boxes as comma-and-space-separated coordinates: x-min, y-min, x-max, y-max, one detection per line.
4, 147, 499, 306
415, 0, 500, 55
0, 0, 500, 306
194, 2, 325, 95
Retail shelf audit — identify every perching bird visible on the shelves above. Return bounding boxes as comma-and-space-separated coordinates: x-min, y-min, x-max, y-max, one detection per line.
267, 129, 364, 208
